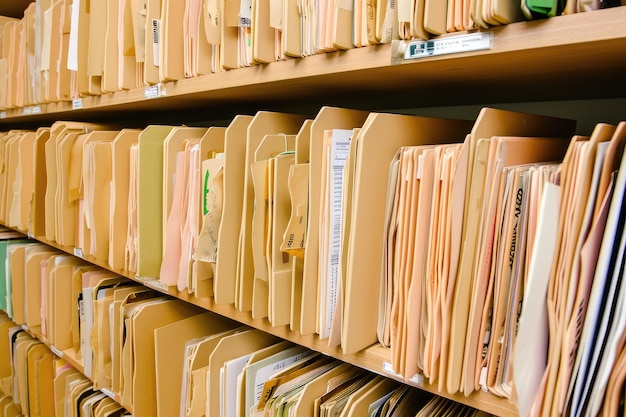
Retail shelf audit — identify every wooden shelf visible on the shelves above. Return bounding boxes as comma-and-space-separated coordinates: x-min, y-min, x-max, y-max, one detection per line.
12, 229, 517, 417
1, 7, 625, 129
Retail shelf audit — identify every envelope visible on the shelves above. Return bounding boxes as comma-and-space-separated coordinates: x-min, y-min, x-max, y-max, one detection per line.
154, 311, 236, 417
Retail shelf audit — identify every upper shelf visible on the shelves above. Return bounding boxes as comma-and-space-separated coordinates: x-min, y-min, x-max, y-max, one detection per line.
1, 7, 625, 129
0, 0, 33, 18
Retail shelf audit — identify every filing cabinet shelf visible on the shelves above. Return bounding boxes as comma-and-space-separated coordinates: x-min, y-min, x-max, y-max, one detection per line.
10, 228, 517, 417
1, 7, 625, 129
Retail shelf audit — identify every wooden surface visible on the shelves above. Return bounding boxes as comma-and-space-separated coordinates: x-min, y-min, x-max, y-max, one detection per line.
1, 8, 625, 130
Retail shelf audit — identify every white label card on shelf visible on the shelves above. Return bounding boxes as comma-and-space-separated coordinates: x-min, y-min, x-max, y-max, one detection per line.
382, 362, 425, 386
138, 276, 170, 292
403, 32, 493, 61
23, 107, 32, 115
32, 105, 42, 114
0, 111, 6, 119
72, 98, 84, 110
74, 248, 84, 258
145, 83, 166, 99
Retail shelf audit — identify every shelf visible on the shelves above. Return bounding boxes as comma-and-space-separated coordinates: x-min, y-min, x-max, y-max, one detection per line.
2, 7, 626, 129
7, 228, 518, 417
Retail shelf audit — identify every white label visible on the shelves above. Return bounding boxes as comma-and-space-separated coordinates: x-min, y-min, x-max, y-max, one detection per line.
23, 107, 32, 115
50, 345, 64, 358
382, 361, 402, 377
403, 32, 493, 60
145, 84, 165, 99
139, 276, 170, 292
32, 106, 42, 114
0, 112, 6, 119
152, 19, 160, 66
408, 373, 425, 386
21, 324, 29, 332
72, 98, 83, 110
73, 248, 84, 258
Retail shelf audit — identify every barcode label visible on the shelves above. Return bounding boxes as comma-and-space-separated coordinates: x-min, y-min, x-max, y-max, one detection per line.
403, 32, 493, 60
145, 84, 165, 99
72, 98, 83, 110
32, 106, 42, 114
0, 111, 6, 119
73, 248, 84, 258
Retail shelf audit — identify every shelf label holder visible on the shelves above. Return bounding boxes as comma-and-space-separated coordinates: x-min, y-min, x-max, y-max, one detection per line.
145, 83, 166, 99
391, 32, 493, 65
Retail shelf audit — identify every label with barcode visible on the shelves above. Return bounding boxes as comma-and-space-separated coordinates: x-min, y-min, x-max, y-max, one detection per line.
72, 98, 83, 110
145, 84, 165, 99
32, 105, 42, 114
23, 107, 32, 115
73, 248, 84, 258
152, 19, 160, 66
404, 32, 493, 60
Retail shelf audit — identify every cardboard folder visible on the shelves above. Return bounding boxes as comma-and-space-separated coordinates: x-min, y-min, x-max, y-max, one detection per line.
160, 0, 187, 81
301, 107, 369, 336
154, 311, 236, 417
120, 298, 201, 415
207, 329, 279, 417
109, 130, 142, 270
30, 128, 51, 238
236, 112, 306, 313
447, 108, 575, 395
342, 113, 472, 355
215, 115, 254, 304
10, 132, 36, 232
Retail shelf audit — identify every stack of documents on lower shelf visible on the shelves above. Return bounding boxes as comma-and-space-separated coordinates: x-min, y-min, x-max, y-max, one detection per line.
0, 311, 131, 417
0, 1, 622, 111
3, 108, 626, 415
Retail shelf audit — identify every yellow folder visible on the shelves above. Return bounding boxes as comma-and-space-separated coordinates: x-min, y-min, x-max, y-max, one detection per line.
136, 125, 176, 279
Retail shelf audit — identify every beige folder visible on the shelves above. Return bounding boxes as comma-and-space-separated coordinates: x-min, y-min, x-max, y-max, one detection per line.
12, 132, 36, 232
26, 343, 55, 417
102, 0, 124, 93
342, 113, 472, 355
47, 255, 86, 350
220, 0, 241, 70
121, 298, 201, 415
252, 0, 276, 63
136, 125, 176, 279
109, 130, 142, 270
192, 127, 227, 296
462, 136, 571, 395
448, 108, 575, 395
301, 107, 369, 336
57, 0, 73, 102
282, 0, 302, 57
30, 128, 51, 238
207, 329, 280, 417
77, 0, 102, 96
237, 112, 306, 312
159, 0, 187, 81
154, 311, 236, 417
423, 0, 447, 35
24, 248, 58, 337
1, 132, 22, 225
10, 243, 47, 326
250, 134, 294, 320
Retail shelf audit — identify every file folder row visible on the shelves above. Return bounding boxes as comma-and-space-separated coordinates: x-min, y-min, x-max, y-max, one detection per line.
0, 239, 499, 417
0, 312, 130, 417
0, 0, 621, 110
3, 108, 626, 416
